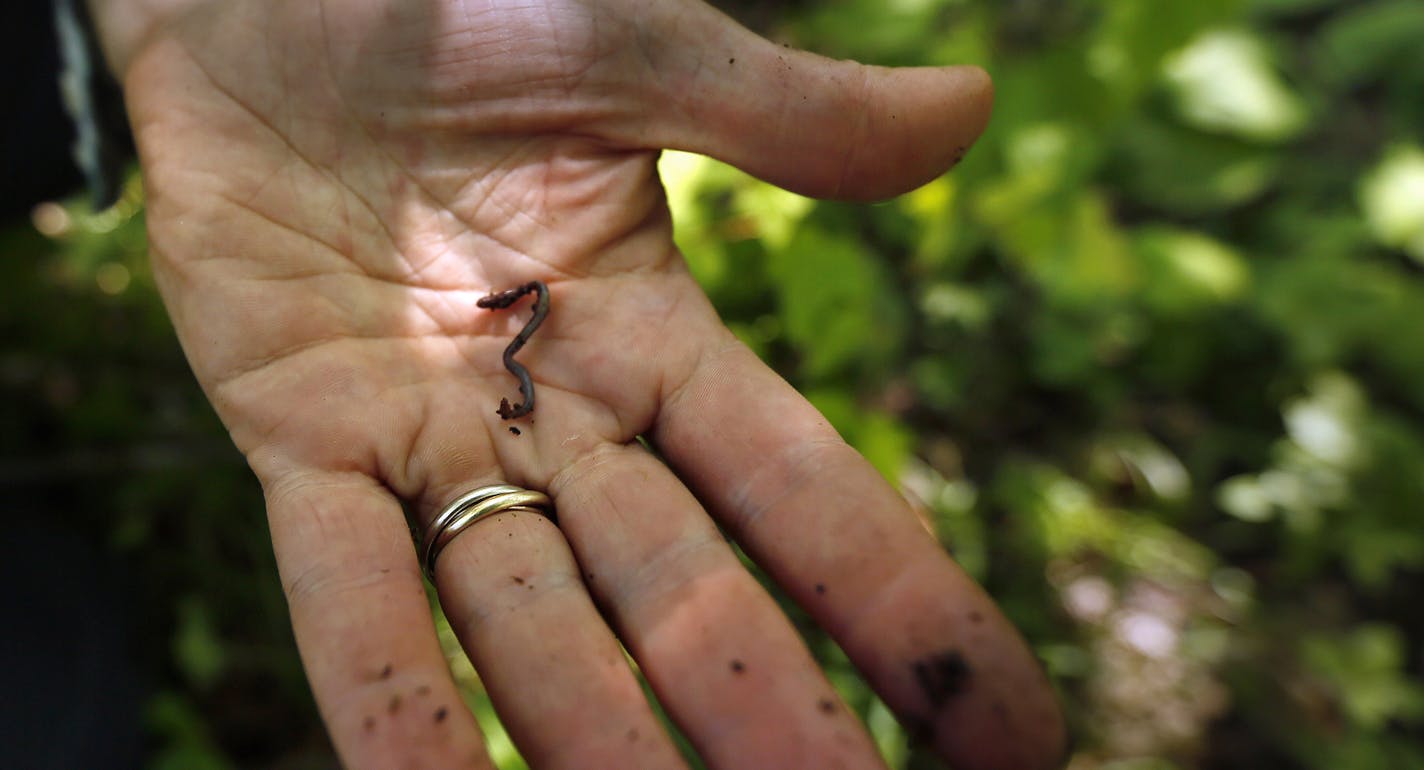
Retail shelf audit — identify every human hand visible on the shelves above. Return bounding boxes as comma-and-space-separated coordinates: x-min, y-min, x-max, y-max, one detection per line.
94, 0, 1065, 767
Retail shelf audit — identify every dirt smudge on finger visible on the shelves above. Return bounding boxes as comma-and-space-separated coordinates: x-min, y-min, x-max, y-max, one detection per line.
912, 649, 973, 708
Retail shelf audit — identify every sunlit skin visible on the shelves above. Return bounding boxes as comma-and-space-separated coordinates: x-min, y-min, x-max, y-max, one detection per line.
91, 0, 1067, 767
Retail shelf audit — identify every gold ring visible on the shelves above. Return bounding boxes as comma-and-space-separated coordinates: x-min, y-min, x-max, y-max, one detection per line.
421, 485, 554, 578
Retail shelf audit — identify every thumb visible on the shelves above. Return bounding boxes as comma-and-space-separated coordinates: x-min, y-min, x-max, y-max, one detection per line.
625, 1, 993, 202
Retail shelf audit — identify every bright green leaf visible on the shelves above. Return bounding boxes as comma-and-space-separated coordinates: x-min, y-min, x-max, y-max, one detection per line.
1359, 144, 1424, 263
1164, 29, 1308, 141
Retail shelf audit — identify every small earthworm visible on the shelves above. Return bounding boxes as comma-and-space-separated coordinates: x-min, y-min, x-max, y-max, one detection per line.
476, 280, 549, 420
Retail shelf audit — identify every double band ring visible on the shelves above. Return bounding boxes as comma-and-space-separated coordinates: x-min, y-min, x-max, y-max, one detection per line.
421, 484, 555, 578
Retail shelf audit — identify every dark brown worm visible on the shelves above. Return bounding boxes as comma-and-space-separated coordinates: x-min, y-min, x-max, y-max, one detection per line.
475, 280, 549, 420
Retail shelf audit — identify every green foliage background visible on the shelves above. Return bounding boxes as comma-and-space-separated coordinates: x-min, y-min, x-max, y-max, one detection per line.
5, 0, 1423, 767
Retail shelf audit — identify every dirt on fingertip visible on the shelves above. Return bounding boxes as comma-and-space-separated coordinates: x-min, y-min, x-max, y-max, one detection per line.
912, 649, 973, 708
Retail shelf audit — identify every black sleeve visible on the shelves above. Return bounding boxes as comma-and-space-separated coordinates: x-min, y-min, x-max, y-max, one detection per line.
2, 0, 134, 219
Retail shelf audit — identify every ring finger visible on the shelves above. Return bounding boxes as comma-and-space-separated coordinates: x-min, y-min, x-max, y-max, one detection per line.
425, 482, 690, 770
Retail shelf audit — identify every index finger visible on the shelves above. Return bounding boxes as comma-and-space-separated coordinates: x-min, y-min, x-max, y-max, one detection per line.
652, 340, 1068, 770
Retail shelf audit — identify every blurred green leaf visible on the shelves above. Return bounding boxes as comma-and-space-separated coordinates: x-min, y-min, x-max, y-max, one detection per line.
173, 596, 227, 691
1109, 115, 1281, 214
1135, 227, 1252, 313
1090, 0, 1242, 101
769, 225, 900, 379
1318, 0, 1424, 88
1359, 143, 1424, 263
1249, 0, 1345, 15
146, 692, 235, 770
1164, 29, 1308, 142
1302, 625, 1424, 730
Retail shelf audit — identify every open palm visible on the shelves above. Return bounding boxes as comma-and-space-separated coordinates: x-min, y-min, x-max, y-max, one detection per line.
109, 0, 1063, 767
